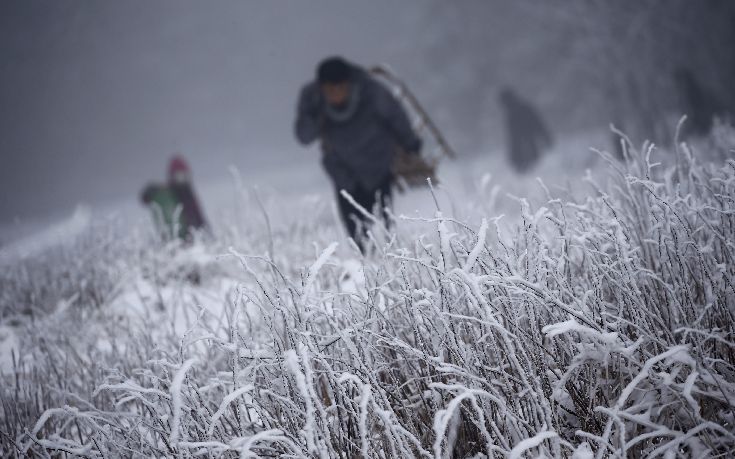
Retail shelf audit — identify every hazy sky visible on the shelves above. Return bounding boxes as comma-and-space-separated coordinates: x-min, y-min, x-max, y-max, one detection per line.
0, 0, 427, 223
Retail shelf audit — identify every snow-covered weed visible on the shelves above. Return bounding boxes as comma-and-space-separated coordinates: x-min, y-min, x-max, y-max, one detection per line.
2, 136, 735, 457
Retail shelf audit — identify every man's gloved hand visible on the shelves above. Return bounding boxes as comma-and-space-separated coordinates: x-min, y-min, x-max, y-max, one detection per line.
299, 83, 323, 119
295, 82, 325, 145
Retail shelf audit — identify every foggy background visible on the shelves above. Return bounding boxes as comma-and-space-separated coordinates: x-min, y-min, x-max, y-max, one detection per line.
1, 0, 733, 241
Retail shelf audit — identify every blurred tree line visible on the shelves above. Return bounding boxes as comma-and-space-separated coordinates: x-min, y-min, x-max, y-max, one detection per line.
414, 0, 735, 151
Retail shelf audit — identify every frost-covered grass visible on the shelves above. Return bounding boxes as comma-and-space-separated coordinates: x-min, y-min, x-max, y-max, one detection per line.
2, 133, 735, 458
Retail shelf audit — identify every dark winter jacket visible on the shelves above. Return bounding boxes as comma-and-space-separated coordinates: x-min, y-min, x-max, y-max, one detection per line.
294, 64, 422, 191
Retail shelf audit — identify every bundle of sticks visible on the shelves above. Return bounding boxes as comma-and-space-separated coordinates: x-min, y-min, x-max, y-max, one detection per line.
370, 65, 457, 190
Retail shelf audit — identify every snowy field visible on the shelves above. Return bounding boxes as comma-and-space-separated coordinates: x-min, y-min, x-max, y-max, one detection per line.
1, 128, 735, 457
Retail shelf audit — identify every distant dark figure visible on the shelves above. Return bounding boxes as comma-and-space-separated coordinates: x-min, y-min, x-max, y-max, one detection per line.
294, 56, 422, 251
499, 88, 553, 173
140, 155, 207, 241
674, 68, 728, 138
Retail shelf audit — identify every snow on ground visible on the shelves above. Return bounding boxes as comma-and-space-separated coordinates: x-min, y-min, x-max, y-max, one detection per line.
0, 127, 609, 262
0, 205, 93, 265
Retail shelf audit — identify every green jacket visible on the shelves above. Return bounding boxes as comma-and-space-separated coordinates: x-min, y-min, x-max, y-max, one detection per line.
141, 184, 187, 240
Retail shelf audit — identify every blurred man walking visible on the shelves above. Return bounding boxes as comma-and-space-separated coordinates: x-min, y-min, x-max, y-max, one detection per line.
499, 87, 553, 173
294, 56, 422, 251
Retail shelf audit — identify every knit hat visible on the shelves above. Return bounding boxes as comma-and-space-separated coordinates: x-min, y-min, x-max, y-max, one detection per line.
317, 57, 352, 84
168, 155, 191, 182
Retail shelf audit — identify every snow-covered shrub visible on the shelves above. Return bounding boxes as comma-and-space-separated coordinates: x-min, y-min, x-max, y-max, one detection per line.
2, 135, 734, 457
0, 214, 137, 320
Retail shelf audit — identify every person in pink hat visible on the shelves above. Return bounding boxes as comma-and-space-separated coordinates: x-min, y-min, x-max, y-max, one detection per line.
141, 154, 207, 240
